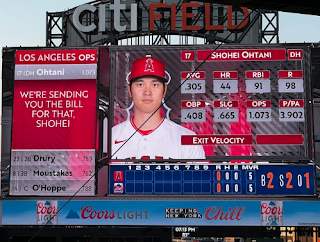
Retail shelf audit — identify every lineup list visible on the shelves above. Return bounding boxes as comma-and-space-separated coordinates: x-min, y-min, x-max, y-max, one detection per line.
10, 150, 95, 196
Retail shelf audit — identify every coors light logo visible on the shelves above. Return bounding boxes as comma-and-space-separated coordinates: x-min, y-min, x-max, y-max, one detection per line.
37, 200, 58, 225
260, 201, 283, 226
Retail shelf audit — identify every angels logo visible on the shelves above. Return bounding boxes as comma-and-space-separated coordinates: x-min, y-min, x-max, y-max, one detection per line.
144, 57, 154, 72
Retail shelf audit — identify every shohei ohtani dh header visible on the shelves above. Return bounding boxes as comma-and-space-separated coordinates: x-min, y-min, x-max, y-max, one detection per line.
197, 49, 287, 61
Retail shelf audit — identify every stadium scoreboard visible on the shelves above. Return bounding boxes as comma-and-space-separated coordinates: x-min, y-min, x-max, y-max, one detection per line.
8, 44, 316, 197
109, 163, 315, 196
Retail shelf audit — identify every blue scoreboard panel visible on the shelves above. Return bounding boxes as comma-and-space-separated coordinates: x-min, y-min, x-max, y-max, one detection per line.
109, 163, 315, 196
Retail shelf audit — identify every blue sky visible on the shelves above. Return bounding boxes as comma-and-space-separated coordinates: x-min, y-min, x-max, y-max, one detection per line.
0, 1, 320, 69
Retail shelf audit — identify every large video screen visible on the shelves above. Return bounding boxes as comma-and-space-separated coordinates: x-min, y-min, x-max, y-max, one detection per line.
10, 49, 98, 196
109, 45, 313, 161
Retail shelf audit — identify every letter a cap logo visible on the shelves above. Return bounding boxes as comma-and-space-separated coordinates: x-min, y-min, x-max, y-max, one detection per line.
114, 171, 123, 181
144, 56, 154, 72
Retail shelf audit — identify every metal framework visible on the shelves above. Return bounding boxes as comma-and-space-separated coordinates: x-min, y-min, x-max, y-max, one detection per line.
46, 1, 279, 47
259, 10, 279, 43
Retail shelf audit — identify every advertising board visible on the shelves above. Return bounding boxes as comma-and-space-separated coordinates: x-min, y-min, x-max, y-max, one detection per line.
10, 49, 98, 196
109, 45, 313, 161
2, 199, 320, 227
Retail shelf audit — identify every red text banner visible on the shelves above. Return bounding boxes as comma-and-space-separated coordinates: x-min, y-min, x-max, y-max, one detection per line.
197, 49, 286, 62
15, 49, 98, 65
181, 135, 253, 145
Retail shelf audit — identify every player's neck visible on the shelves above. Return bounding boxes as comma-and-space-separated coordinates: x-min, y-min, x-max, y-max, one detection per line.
132, 112, 163, 130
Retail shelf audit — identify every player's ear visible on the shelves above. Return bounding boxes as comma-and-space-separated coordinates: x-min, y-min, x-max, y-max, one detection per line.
163, 83, 168, 97
128, 84, 132, 97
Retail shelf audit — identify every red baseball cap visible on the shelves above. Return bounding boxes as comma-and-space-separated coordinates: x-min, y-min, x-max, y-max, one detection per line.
129, 55, 168, 83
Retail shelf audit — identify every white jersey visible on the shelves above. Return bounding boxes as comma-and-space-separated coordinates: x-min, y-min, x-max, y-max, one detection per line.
111, 118, 205, 159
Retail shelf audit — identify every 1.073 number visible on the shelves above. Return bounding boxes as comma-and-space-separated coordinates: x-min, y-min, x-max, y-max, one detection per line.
248, 111, 270, 119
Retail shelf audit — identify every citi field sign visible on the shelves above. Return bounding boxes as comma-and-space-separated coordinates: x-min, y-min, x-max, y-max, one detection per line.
73, 0, 250, 33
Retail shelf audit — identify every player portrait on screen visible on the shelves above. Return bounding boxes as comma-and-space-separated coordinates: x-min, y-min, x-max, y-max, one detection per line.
112, 55, 205, 159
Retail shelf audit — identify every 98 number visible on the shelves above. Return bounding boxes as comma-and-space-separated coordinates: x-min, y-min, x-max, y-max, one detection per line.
286, 82, 296, 89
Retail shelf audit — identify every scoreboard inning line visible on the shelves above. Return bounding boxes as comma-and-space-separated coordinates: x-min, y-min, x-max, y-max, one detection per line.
109, 163, 315, 196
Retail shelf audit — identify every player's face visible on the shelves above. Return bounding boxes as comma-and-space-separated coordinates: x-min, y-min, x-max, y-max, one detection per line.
129, 77, 167, 115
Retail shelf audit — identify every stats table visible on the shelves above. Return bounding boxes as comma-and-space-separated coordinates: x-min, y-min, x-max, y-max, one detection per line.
109, 163, 315, 196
